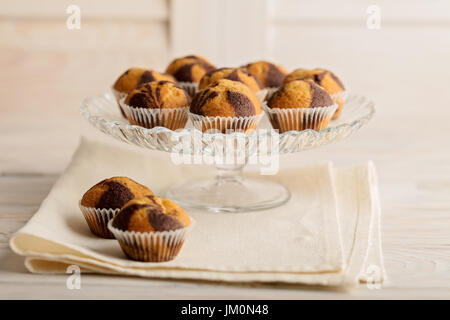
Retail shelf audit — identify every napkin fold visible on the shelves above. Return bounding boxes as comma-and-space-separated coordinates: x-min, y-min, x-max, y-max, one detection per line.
10, 137, 385, 287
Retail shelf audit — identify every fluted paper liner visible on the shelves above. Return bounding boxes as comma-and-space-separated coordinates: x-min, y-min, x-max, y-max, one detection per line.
79, 203, 119, 239
255, 89, 268, 103
262, 102, 337, 133
188, 112, 264, 133
255, 87, 279, 103
178, 82, 198, 97
111, 87, 128, 117
331, 91, 348, 120
111, 87, 127, 102
120, 98, 188, 130
108, 219, 195, 262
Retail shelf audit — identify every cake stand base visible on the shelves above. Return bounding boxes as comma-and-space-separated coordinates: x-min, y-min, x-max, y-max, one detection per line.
166, 164, 290, 213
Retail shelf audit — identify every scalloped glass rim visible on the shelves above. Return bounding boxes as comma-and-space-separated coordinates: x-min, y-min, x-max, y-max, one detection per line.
80, 92, 375, 154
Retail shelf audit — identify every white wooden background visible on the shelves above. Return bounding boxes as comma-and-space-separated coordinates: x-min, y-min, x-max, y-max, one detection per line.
1, 0, 450, 299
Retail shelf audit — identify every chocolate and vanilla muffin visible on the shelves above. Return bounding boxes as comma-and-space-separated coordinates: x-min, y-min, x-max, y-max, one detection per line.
265, 79, 336, 132
189, 79, 262, 133
198, 68, 263, 93
112, 197, 191, 233
165, 55, 216, 84
242, 61, 288, 88
113, 68, 176, 95
79, 177, 154, 238
113, 68, 176, 116
109, 196, 192, 262
81, 177, 154, 210
122, 80, 190, 130
284, 68, 345, 119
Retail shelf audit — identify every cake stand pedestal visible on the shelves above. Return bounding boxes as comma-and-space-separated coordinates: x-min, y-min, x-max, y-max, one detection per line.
167, 163, 290, 213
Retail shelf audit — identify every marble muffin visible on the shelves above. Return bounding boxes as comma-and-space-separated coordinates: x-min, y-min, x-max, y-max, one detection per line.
242, 61, 288, 88
125, 81, 190, 110
80, 176, 154, 238
112, 196, 191, 233
284, 68, 345, 119
189, 79, 262, 133
124, 81, 191, 129
198, 67, 263, 93
81, 177, 154, 210
266, 80, 335, 132
165, 55, 216, 83
268, 79, 333, 109
110, 196, 191, 262
113, 68, 176, 117
113, 68, 176, 95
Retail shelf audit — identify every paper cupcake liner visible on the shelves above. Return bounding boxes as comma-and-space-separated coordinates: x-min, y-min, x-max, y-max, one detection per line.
178, 82, 198, 97
262, 103, 337, 133
331, 91, 348, 120
111, 87, 127, 102
107, 219, 195, 262
255, 87, 279, 103
188, 112, 264, 134
79, 203, 119, 239
120, 98, 188, 130
255, 89, 269, 103
111, 87, 128, 117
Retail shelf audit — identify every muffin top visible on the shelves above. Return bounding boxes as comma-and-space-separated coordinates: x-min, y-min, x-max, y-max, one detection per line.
112, 196, 191, 233
190, 79, 262, 117
199, 68, 263, 93
81, 177, 154, 209
242, 61, 288, 88
284, 68, 345, 95
125, 81, 191, 109
267, 80, 333, 109
113, 68, 176, 94
165, 55, 216, 83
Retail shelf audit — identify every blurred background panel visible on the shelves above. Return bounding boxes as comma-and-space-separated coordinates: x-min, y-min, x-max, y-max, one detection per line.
0, 0, 169, 116
1, 0, 449, 114
0, 0, 169, 171
0, 0, 449, 173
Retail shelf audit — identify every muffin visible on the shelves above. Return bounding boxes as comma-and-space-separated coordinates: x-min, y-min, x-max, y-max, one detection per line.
166, 55, 216, 83
198, 68, 263, 93
242, 61, 288, 88
113, 68, 177, 94
165, 55, 216, 96
284, 68, 345, 119
121, 80, 191, 130
79, 177, 154, 238
189, 79, 263, 133
113, 68, 176, 116
265, 80, 336, 132
108, 196, 193, 262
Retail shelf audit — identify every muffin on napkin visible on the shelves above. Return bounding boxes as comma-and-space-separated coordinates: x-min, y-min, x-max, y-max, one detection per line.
108, 196, 193, 262
79, 177, 154, 238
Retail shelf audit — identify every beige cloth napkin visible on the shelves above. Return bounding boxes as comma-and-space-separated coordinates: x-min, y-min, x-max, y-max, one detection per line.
10, 137, 385, 287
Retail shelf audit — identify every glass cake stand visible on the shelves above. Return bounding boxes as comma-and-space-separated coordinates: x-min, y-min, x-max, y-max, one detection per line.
80, 92, 375, 212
